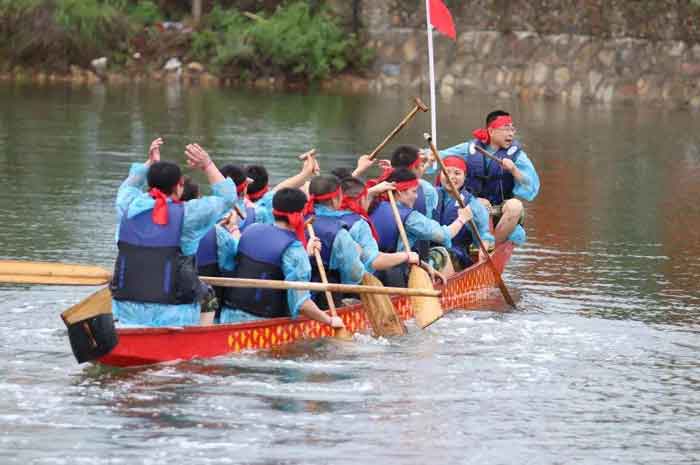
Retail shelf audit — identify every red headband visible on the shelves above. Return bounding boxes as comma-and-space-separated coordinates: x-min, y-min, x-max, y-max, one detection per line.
393, 178, 419, 191
472, 115, 514, 144
272, 209, 307, 247
236, 180, 249, 194
408, 156, 422, 170
443, 156, 467, 172
149, 188, 181, 225
310, 187, 341, 202
247, 184, 269, 202
339, 186, 379, 241
304, 187, 341, 215
436, 156, 467, 186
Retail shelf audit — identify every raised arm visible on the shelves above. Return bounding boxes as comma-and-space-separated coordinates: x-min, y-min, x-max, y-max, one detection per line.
185, 143, 225, 185
274, 149, 318, 191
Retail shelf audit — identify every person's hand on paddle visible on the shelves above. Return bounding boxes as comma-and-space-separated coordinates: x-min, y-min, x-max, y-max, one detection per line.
368, 181, 395, 198
219, 210, 236, 226
353, 154, 375, 177
377, 159, 392, 171
300, 150, 319, 178
146, 137, 163, 166
457, 205, 473, 224
424, 263, 447, 286
405, 251, 420, 265
328, 315, 345, 329
185, 144, 214, 171
306, 237, 321, 257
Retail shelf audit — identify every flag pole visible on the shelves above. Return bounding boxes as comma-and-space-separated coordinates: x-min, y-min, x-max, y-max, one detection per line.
425, 0, 438, 161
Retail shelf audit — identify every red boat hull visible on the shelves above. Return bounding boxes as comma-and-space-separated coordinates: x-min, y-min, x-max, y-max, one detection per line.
97, 242, 515, 368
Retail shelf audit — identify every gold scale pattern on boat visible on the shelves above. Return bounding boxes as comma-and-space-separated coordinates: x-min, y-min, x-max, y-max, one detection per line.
221, 254, 504, 354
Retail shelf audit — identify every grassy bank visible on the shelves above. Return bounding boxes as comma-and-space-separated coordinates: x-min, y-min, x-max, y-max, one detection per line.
0, 0, 373, 84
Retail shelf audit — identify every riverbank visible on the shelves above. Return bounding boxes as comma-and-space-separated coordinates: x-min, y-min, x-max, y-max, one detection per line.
0, 1, 372, 92
3, 1, 700, 108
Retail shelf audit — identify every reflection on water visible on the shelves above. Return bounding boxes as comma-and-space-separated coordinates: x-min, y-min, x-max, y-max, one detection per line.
1, 82, 699, 464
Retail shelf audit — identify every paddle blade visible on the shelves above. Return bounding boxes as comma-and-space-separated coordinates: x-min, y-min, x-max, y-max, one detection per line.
334, 327, 354, 341
359, 274, 407, 337
60, 287, 118, 364
408, 266, 443, 328
0, 260, 112, 286
61, 287, 113, 325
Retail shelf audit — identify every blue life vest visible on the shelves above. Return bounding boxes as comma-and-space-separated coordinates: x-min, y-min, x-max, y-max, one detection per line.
111, 203, 199, 304
434, 187, 475, 267
307, 215, 346, 268
196, 226, 218, 269
338, 212, 363, 230
464, 140, 522, 206
223, 223, 297, 318
370, 201, 413, 253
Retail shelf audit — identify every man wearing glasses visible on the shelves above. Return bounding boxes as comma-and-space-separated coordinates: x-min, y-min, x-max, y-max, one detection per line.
432, 110, 540, 245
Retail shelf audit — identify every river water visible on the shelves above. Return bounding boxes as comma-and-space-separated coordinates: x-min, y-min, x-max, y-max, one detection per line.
0, 83, 698, 465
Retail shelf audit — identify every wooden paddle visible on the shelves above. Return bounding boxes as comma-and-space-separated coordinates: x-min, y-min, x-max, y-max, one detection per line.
306, 222, 353, 340
424, 133, 517, 308
386, 190, 443, 328
367, 97, 429, 161
359, 273, 407, 337
0, 260, 440, 297
0, 260, 112, 285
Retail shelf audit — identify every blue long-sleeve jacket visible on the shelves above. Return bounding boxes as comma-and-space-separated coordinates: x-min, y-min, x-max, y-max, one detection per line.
112, 162, 236, 327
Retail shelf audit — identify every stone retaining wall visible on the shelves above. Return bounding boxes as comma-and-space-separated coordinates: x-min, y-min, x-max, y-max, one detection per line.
356, 1, 700, 108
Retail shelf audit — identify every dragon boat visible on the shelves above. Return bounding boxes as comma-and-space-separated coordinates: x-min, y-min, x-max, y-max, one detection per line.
95, 243, 514, 368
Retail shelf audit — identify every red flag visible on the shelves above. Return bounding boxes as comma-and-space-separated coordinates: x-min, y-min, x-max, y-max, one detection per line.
429, 0, 456, 41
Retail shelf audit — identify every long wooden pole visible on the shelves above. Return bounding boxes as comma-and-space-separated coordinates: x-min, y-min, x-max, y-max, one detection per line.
0, 260, 441, 297
386, 191, 412, 255
424, 134, 516, 308
367, 97, 429, 160
306, 223, 339, 316
201, 276, 441, 297
306, 223, 353, 339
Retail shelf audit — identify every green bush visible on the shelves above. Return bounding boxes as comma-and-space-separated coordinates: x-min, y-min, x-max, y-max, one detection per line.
0, 0, 373, 79
190, 1, 372, 81
54, 0, 120, 48
127, 0, 162, 26
248, 2, 352, 79
191, 6, 253, 69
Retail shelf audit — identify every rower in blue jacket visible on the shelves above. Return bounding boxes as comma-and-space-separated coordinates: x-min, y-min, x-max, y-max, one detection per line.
432, 156, 494, 271
111, 139, 236, 327
247, 150, 319, 225
390, 145, 438, 219
218, 188, 346, 331
369, 168, 473, 287
180, 169, 251, 324
337, 176, 420, 275
304, 175, 366, 308
430, 110, 540, 245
